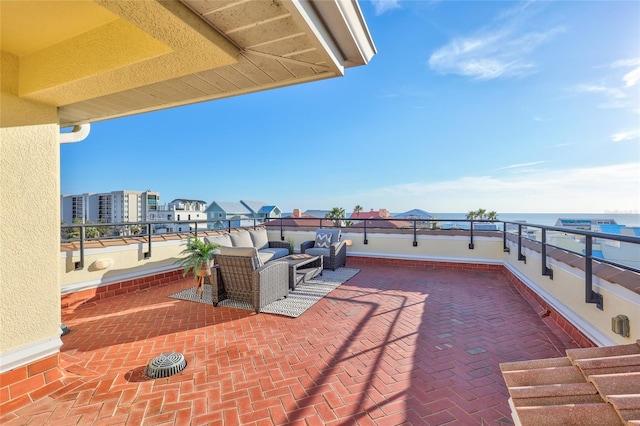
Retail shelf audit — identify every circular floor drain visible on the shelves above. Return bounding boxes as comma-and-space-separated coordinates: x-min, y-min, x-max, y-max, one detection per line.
146, 352, 187, 379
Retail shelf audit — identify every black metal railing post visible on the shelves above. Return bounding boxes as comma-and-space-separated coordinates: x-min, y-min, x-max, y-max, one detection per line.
194, 222, 198, 238
584, 235, 603, 310
75, 226, 85, 270
280, 217, 284, 241
541, 228, 553, 279
503, 223, 510, 253
364, 220, 368, 245
144, 223, 151, 259
517, 224, 526, 263
469, 220, 474, 249
413, 220, 418, 247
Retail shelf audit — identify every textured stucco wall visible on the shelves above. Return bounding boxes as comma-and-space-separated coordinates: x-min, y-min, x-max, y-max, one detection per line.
1, 118, 60, 352
504, 242, 638, 345
60, 240, 185, 289
344, 231, 504, 263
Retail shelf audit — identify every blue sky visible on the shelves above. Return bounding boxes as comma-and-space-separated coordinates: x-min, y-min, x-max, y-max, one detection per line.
61, 0, 640, 214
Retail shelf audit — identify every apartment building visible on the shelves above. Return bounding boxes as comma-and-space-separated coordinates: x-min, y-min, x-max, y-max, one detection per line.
60, 190, 160, 224
155, 199, 208, 233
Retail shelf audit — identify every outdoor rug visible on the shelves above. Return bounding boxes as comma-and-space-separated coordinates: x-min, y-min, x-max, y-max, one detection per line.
168, 268, 359, 318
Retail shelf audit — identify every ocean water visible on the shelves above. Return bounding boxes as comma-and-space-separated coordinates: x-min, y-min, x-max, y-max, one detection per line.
432, 213, 640, 227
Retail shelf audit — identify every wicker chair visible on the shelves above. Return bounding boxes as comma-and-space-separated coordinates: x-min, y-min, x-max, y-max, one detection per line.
300, 228, 346, 271
216, 254, 289, 313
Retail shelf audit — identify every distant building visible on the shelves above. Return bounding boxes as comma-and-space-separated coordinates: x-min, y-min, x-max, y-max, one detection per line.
394, 209, 436, 229
155, 199, 208, 234
265, 209, 322, 228
61, 190, 160, 224
349, 208, 391, 220
394, 209, 436, 220
303, 209, 331, 219
206, 200, 281, 230
555, 218, 618, 231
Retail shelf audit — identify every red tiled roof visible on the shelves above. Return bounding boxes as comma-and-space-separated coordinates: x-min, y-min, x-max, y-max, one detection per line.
346, 219, 413, 229
500, 340, 640, 425
264, 216, 327, 227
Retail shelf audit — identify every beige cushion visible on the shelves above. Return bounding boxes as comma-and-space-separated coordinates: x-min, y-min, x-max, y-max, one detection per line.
229, 230, 254, 247
249, 228, 269, 250
219, 246, 258, 257
205, 233, 232, 248
218, 246, 262, 269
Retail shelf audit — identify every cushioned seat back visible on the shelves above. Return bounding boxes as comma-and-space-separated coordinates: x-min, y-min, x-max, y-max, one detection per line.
218, 246, 262, 268
205, 233, 232, 250
315, 228, 340, 248
249, 228, 269, 250
229, 230, 254, 248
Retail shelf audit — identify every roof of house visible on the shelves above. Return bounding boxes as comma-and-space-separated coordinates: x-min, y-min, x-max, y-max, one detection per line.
264, 216, 325, 227
557, 218, 618, 227
303, 210, 331, 218
170, 199, 207, 204
350, 209, 388, 219
595, 224, 624, 235
258, 205, 278, 214
394, 209, 436, 220
500, 340, 640, 425
241, 200, 268, 213
208, 201, 251, 214
346, 219, 412, 229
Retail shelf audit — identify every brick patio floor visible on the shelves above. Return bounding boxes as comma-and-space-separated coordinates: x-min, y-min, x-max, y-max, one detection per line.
2, 262, 573, 425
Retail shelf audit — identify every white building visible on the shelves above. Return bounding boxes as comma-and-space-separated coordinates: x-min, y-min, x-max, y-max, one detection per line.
155, 199, 208, 234
61, 190, 160, 224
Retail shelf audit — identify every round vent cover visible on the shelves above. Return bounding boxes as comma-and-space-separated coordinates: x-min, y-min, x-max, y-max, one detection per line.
146, 352, 186, 379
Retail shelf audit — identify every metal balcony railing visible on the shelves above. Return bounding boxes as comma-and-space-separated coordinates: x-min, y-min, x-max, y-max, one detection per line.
61, 216, 640, 310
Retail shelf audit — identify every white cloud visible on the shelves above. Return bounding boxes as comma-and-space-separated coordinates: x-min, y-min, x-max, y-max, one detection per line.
428, 3, 562, 80
611, 58, 640, 68
612, 130, 640, 142
371, 0, 400, 15
339, 163, 640, 213
496, 161, 547, 171
623, 67, 640, 88
574, 84, 626, 99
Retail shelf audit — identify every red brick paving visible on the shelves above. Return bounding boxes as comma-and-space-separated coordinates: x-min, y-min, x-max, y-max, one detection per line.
1, 262, 572, 425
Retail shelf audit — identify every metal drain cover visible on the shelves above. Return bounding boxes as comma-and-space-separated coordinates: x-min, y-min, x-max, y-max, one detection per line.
146, 352, 187, 379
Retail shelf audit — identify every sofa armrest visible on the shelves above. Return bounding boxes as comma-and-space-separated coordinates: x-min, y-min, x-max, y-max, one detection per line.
330, 240, 346, 256
254, 261, 289, 311
300, 240, 315, 253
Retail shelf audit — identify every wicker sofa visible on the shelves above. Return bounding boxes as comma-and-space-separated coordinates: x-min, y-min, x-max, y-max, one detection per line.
204, 227, 290, 264
300, 228, 346, 271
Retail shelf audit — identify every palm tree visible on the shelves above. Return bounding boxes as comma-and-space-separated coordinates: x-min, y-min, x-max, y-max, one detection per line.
466, 210, 477, 220
487, 211, 498, 221
325, 207, 346, 228
476, 208, 487, 220
353, 205, 363, 217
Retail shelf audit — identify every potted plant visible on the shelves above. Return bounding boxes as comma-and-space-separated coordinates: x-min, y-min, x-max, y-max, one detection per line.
176, 237, 220, 278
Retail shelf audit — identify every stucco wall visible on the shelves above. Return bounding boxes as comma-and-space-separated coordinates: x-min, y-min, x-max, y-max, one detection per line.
504, 241, 638, 346
342, 231, 504, 263
1, 122, 60, 354
60, 239, 185, 291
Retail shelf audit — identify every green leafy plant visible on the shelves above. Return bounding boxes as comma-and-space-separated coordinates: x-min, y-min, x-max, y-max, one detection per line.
286, 237, 295, 254
176, 237, 219, 278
